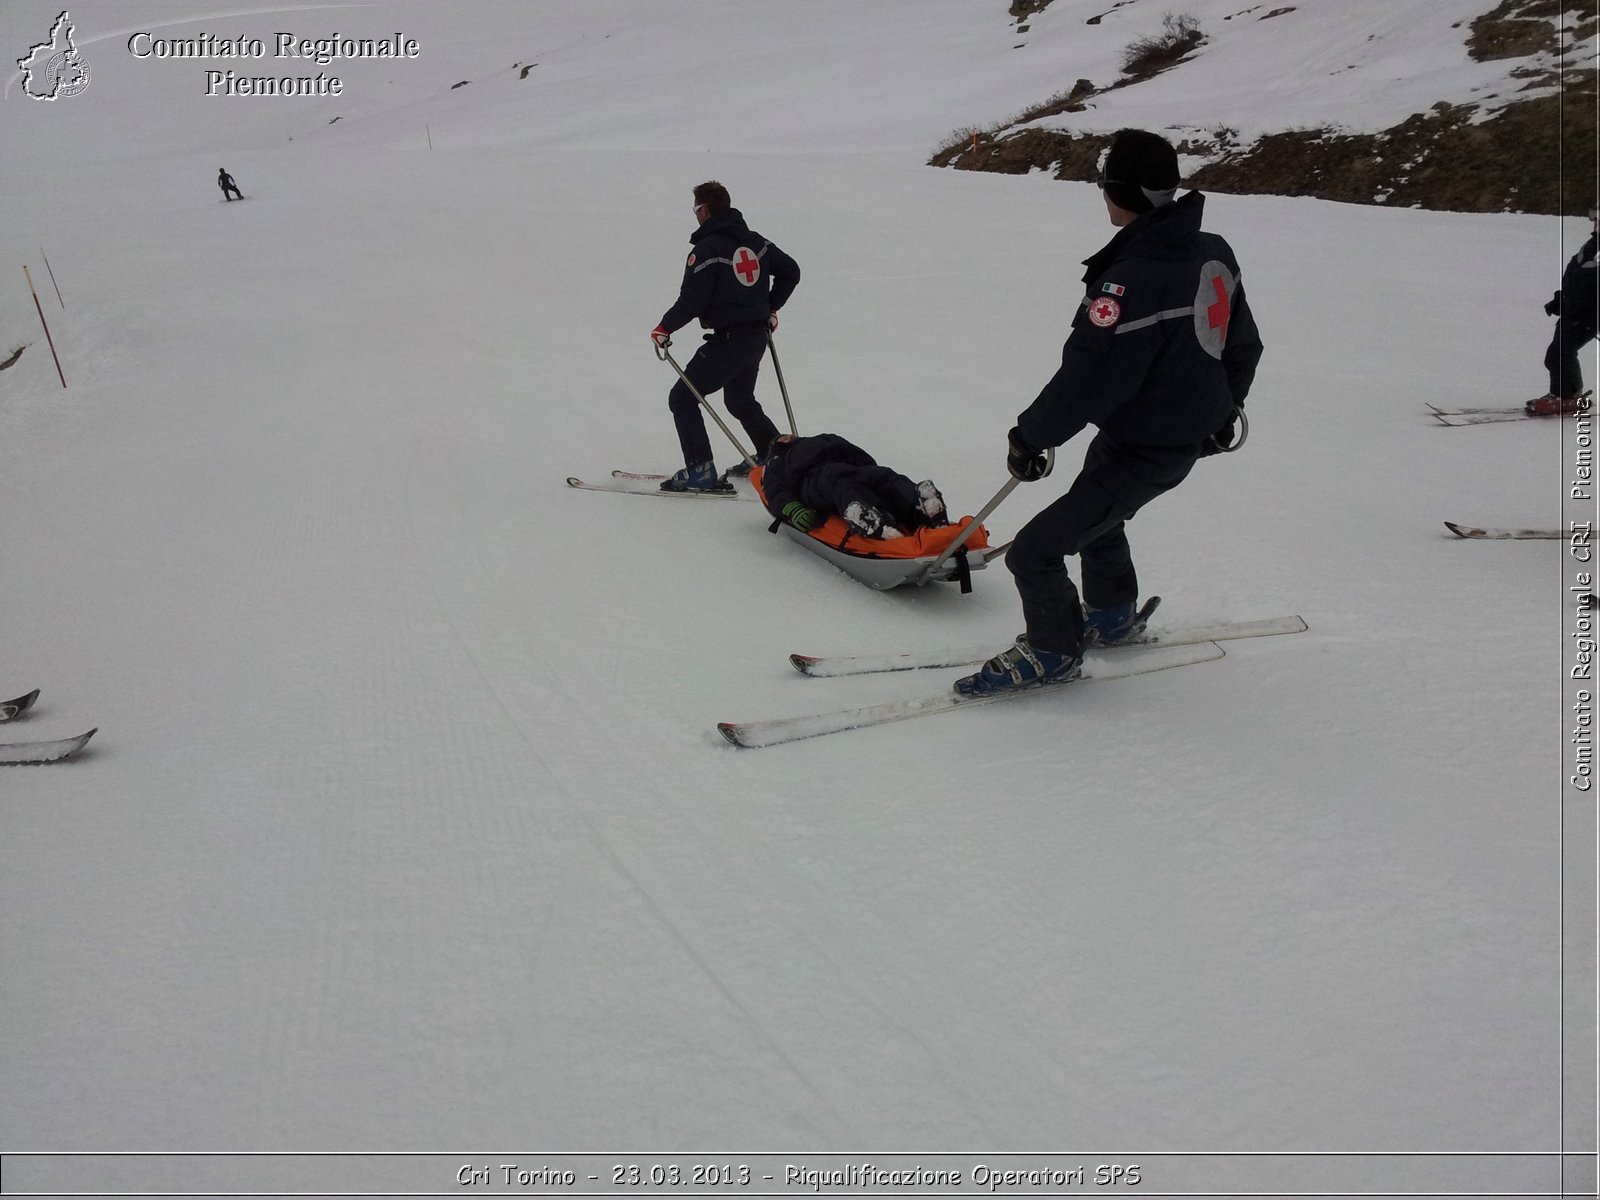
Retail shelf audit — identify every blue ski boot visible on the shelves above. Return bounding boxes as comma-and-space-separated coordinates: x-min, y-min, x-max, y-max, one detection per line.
660, 461, 733, 493
722, 449, 768, 480
953, 636, 1082, 698
1082, 598, 1157, 647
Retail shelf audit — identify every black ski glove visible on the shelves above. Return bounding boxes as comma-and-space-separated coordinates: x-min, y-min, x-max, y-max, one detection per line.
1006, 426, 1050, 481
1546, 292, 1563, 317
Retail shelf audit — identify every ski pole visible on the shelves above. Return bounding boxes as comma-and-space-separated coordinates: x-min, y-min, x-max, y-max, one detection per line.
917, 448, 1053, 583
655, 339, 756, 467
766, 334, 797, 436
40, 250, 63, 308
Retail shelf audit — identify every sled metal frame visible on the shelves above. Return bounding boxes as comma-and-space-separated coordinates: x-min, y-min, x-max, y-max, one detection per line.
766, 334, 798, 436
773, 522, 997, 591
656, 339, 759, 469
909, 448, 1053, 585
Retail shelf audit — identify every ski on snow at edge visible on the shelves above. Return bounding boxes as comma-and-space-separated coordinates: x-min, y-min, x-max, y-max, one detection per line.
1444, 522, 1567, 540
0, 689, 96, 764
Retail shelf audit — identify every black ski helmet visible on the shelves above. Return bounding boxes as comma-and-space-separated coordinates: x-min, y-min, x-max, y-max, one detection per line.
1098, 130, 1180, 213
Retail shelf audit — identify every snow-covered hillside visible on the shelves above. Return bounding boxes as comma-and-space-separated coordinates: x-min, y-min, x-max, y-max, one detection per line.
1002, 0, 1587, 137
1, 2, 1594, 1196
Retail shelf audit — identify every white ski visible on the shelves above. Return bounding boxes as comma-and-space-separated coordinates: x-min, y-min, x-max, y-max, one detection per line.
1, 688, 40, 723
1428, 393, 1590, 421
566, 475, 753, 501
0, 728, 96, 765
1444, 522, 1566, 540
789, 614, 1306, 678
719, 643, 1223, 749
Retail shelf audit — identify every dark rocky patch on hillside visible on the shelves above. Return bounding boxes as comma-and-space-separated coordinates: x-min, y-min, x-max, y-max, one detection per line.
950, 0, 1597, 214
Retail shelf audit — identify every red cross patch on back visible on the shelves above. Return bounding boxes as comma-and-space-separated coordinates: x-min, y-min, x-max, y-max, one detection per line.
1192, 261, 1236, 359
732, 247, 762, 286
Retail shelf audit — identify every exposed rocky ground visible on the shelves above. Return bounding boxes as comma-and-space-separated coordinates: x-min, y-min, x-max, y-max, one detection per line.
932, 0, 1597, 214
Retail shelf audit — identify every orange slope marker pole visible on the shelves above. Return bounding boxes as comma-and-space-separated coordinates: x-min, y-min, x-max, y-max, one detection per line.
23, 266, 66, 388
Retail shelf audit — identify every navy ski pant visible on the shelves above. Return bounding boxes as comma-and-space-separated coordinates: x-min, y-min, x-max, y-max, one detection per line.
797, 463, 923, 531
668, 327, 780, 468
1546, 316, 1597, 397
1006, 434, 1198, 657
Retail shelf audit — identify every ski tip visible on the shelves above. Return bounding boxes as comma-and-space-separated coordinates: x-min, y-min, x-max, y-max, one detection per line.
565, 476, 584, 488
1444, 521, 1479, 538
789, 654, 820, 675
50, 727, 97, 761
0, 727, 96, 765
716, 722, 748, 747
0, 688, 40, 724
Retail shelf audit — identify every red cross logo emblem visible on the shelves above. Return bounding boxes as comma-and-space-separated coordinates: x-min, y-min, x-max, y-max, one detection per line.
1193, 261, 1236, 359
1207, 274, 1230, 336
1087, 296, 1121, 327
732, 247, 761, 286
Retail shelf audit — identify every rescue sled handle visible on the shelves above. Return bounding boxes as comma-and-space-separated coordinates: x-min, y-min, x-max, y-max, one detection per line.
914, 448, 1053, 584
766, 334, 799, 437
655, 340, 758, 468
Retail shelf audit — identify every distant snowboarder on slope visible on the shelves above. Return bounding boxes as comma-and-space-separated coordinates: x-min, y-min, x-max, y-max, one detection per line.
650, 180, 800, 492
1527, 205, 1598, 416
955, 129, 1264, 698
218, 168, 244, 201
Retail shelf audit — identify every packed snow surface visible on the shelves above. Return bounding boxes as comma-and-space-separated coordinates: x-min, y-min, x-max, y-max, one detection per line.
1, 2, 1593, 1195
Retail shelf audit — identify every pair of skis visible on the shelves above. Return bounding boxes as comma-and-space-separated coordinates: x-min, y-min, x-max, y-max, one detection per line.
1428, 394, 1592, 427
1, 690, 96, 764
1430, 401, 1590, 538
718, 609, 1308, 749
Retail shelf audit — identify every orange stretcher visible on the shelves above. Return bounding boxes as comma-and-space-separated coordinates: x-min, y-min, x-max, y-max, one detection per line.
750, 467, 999, 591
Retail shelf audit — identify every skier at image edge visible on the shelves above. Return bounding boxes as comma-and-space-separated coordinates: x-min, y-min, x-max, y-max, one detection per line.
1527, 204, 1599, 416
955, 128, 1264, 698
650, 180, 800, 491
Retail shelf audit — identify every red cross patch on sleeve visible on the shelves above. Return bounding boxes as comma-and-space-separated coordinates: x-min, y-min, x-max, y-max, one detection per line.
1087, 296, 1121, 327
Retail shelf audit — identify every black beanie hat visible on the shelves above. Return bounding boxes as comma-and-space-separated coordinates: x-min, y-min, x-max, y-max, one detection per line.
1099, 129, 1180, 213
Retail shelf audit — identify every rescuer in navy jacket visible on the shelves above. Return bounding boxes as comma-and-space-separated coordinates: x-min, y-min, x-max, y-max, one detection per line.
650, 181, 801, 491
956, 129, 1264, 698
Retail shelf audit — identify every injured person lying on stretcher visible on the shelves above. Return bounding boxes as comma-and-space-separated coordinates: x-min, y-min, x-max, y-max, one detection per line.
756, 433, 947, 539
